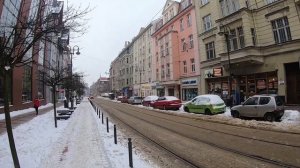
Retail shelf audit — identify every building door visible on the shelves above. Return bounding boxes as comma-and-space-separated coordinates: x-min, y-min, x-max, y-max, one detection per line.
285, 62, 300, 104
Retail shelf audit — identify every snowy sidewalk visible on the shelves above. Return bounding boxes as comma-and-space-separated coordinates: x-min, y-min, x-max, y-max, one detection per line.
41, 99, 112, 168
1, 98, 153, 168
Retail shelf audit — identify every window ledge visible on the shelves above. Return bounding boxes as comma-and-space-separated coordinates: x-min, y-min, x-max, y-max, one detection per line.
199, 1, 210, 9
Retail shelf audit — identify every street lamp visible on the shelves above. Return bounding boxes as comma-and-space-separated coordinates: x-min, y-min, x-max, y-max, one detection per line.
67, 45, 80, 109
218, 25, 233, 106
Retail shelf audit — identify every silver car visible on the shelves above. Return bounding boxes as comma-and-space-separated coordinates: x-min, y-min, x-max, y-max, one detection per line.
128, 96, 142, 105
230, 95, 284, 122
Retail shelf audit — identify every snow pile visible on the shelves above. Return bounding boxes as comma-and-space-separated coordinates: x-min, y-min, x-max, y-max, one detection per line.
281, 110, 300, 124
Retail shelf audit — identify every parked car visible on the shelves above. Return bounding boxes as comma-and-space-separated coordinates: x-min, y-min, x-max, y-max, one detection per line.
183, 94, 226, 115
142, 96, 159, 107
128, 96, 143, 105
120, 96, 129, 103
230, 95, 284, 122
151, 96, 182, 110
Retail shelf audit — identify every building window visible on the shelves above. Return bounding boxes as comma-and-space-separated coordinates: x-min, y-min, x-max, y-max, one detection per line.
166, 63, 170, 77
181, 38, 186, 51
271, 17, 292, 44
189, 35, 194, 48
161, 65, 165, 78
251, 28, 256, 46
160, 45, 164, 57
180, 19, 184, 31
187, 14, 192, 27
237, 27, 245, 48
205, 41, 215, 60
229, 29, 238, 51
127, 58, 128, 63
0, 73, 12, 106
38, 70, 44, 99
156, 69, 159, 80
191, 59, 195, 72
220, 0, 240, 17
127, 79, 129, 85
22, 65, 32, 102
265, 0, 279, 4
201, 0, 209, 5
165, 42, 169, 55
203, 14, 212, 31
183, 61, 187, 73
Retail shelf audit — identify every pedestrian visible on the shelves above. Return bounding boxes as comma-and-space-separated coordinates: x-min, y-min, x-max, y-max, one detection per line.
34, 97, 41, 115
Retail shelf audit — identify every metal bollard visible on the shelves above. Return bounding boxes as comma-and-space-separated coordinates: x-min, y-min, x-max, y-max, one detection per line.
128, 138, 133, 168
102, 113, 104, 124
106, 117, 109, 133
99, 109, 101, 119
114, 125, 117, 144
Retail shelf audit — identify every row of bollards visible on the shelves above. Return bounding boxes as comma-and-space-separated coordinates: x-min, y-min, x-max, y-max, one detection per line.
89, 100, 133, 168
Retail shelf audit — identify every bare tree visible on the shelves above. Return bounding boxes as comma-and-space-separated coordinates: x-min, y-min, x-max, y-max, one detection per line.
0, 0, 90, 166
39, 61, 68, 128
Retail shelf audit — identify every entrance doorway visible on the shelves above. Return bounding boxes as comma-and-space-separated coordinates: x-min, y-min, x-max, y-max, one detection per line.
285, 62, 300, 104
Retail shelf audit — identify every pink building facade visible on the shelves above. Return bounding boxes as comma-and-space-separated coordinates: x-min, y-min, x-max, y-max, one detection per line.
152, 0, 201, 101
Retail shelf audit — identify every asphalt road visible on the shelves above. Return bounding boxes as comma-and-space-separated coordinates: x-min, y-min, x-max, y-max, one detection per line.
93, 98, 300, 168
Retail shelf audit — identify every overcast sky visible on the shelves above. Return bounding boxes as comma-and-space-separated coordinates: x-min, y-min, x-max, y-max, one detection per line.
69, 0, 167, 87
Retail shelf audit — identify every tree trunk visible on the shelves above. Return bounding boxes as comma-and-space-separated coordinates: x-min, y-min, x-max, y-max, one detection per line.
3, 71, 20, 167
52, 86, 57, 128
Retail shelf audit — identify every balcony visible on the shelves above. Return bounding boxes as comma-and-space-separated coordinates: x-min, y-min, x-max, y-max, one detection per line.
220, 47, 264, 69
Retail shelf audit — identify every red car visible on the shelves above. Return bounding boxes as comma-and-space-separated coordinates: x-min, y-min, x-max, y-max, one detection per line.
151, 96, 182, 110
120, 96, 129, 103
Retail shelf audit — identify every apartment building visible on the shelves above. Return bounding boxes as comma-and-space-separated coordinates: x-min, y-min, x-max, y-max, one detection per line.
132, 24, 155, 97
110, 42, 134, 97
152, 0, 200, 100
195, 0, 300, 105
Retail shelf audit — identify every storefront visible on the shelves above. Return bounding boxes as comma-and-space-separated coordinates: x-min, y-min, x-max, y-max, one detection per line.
141, 84, 152, 97
181, 78, 198, 101
206, 68, 278, 105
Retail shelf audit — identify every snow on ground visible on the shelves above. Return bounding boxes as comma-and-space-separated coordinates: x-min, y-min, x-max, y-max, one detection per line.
0, 98, 156, 168
0, 103, 53, 120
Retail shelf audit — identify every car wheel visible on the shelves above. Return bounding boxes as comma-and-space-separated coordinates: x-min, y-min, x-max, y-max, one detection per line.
184, 106, 189, 112
264, 113, 275, 122
204, 109, 212, 115
231, 110, 240, 118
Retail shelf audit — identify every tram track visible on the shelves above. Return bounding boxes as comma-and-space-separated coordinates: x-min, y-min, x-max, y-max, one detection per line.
94, 98, 300, 168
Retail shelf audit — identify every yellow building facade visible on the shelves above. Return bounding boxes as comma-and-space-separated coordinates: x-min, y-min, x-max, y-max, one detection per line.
194, 0, 300, 104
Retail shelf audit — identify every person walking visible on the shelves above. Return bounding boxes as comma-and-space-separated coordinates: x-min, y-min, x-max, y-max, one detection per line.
34, 97, 41, 115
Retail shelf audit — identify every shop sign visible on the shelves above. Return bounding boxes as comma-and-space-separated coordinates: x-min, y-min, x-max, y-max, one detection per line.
213, 68, 223, 77
155, 83, 164, 89
279, 80, 285, 85
181, 79, 198, 86
141, 84, 151, 90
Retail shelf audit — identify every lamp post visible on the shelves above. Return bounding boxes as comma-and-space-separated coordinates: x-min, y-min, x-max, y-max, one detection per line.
218, 25, 233, 106
67, 45, 80, 109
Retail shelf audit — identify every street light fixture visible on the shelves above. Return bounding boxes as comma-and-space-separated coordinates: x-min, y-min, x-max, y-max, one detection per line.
67, 45, 80, 109
218, 25, 233, 106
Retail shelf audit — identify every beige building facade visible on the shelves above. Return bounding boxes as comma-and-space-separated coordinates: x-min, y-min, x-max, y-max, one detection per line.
132, 24, 155, 97
194, 0, 300, 105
